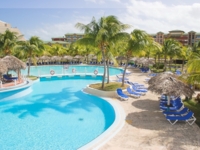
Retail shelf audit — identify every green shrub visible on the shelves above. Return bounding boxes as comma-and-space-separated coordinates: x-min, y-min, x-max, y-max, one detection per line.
153, 63, 164, 69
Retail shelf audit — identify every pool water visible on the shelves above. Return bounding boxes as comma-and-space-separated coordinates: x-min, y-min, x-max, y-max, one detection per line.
19, 65, 122, 76
0, 76, 115, 150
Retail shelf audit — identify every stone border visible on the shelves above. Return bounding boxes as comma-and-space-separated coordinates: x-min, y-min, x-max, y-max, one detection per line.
0, 79, 33, 93
83, 82, 127, 98
79, 90, 125, 150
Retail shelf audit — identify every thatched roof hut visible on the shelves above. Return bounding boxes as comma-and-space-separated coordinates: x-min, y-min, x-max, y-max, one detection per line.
148, 72, 194, 105
51, 56, 61, 61
2, 55, 26, 71
74, 55, 84, 59
0, 59, 8, 74
116, 56, 126, 61
63, 55, 73, 60
39, 56, 50, 60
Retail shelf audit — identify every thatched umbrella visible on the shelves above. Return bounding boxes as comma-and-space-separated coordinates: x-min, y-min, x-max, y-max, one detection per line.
2, 55, 26, 81
92, 55, 97, 60
2, 55, 26, 71
135, 57, 145, 64
148, 72, 194, 106
51, 56, 61, 61
63, 55, 73, 60
141, 58, 155, 66
0, 59, 8, 75
130, 57, 138, 61
74, 55, 84, 59
116, 56, 126, 61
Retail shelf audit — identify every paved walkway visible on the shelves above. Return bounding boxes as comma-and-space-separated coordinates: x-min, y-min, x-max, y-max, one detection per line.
100, 68, 200, 150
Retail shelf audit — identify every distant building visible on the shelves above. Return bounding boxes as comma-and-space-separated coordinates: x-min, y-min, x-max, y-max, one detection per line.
0, 20, 25, 41
64, 33, 84, 43
150, 30, 200, 46
44, 41, 70, 47
51, 33, 84, 43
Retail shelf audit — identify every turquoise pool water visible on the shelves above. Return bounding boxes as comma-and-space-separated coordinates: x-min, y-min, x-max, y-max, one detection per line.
19, 65, 122, 76
0, 76, 115, 150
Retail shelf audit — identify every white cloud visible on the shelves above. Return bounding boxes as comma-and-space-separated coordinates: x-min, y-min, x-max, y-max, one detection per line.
118, 1, 200, 33
24, 22, 82, 41
84, 0, 105, 4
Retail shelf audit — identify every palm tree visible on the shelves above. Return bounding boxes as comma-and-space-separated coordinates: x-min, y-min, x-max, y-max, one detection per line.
177, 46, 192, 71
15, 36, 44, 76
114, 30, 152, 86
186, 42, 200, 82
0, 29, 22, 55
162, 39, 181, 71
75, 16, 130, 89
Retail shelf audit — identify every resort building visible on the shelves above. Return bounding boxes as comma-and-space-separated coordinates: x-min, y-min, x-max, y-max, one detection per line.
150, 30, 200, 46
65, 33, 84, 43
0, 20, 26, 41
44, 41, 70, 47
51, 33, 84, 43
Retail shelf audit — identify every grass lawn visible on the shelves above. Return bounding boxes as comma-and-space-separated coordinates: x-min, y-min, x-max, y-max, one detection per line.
89, 82, 129, 91
27, 75, 38, 80
183, 99, 200, 127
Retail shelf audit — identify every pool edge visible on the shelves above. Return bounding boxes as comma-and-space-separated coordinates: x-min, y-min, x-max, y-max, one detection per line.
79, 90, 125, 150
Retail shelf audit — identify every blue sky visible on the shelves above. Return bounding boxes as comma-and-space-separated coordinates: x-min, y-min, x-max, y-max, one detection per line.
1, 0, 200, 41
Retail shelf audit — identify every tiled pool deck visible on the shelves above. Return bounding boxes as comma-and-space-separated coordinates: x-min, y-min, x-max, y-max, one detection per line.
100, 68, 200, 150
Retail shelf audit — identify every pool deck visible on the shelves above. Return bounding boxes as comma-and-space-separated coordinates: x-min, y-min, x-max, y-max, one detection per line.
99, 68, 200, 150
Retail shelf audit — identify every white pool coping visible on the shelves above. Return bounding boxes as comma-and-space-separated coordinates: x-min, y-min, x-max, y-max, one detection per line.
0, 76, 125, 150
0, 79, 33, 93
79, 89, 125, 150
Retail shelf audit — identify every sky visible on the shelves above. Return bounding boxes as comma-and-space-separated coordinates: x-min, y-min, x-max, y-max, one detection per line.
0, 0, 200, 41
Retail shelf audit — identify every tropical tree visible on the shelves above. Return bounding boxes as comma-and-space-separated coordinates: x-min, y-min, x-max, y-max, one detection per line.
177, 46, 192, 71
75, 15, 130, 89
114, 30, 153, 86
185, 41, 200, 85
0, 29, 22, 55
162, 39, 181, 71
15, 36, 44, 76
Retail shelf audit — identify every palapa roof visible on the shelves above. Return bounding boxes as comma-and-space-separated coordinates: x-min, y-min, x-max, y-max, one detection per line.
2, 55, 26, 71
63, 55, 73, 60
116, 56, 126, 61
51, 56, 62, 61
148, 72, 194, 97
73, 55, 84, 59
0, 59, 8, 74
39, 56, 51, 60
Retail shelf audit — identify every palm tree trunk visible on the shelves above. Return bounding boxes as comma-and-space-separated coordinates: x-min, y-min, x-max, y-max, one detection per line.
175, 59, 177, 71
28, 57, 31, 76
106, 60, 110, 84
164, 54, 167, 71
169, 58, 172, 71
182, 58, 184, 71
121, 57, 129, 87
101, 49, 106, 89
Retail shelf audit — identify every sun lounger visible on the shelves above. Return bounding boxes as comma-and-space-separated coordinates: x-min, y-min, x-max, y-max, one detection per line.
132, 85, 148, 93
160, 102, 184, 111
3, 74, 18, 82
116, 88, 129, 101
126, 87, 141, 98
165, 111, 196, 125
163, 107, 189, 116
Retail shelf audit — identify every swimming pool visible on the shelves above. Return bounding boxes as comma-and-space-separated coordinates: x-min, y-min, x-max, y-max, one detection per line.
0, 76, 116, 150
19, 65, 122, 76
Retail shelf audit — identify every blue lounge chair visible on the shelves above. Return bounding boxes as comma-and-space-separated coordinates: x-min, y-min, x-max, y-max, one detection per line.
3, 74, 18, 82
160, 102, 184, 111
126, 87, 141, 98
116, 88, 129, 101
132, 85, 148, 93
116, 75, 129, 82
165, 111, 196, 125
163, 107, 189, 116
